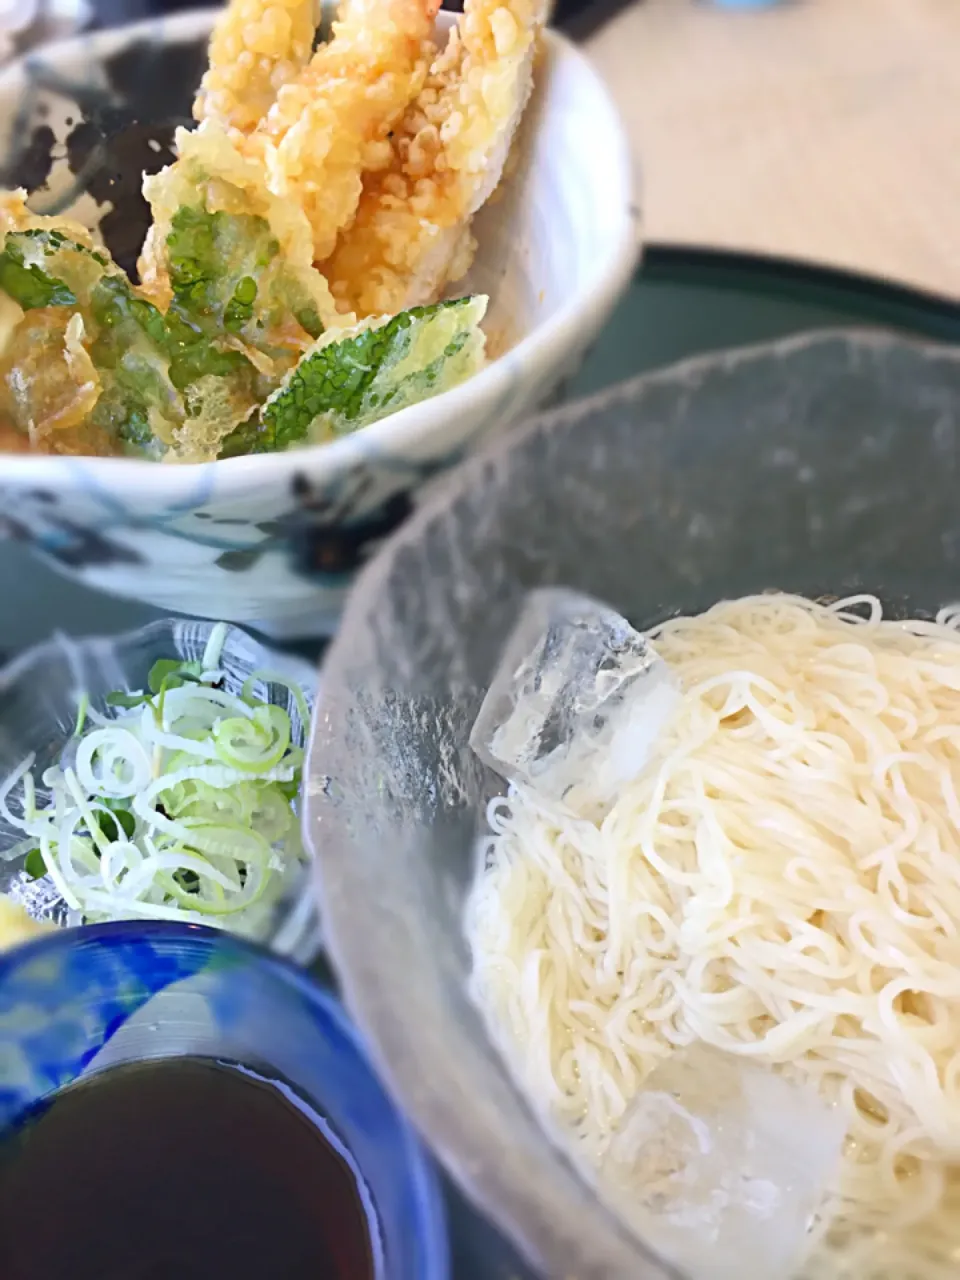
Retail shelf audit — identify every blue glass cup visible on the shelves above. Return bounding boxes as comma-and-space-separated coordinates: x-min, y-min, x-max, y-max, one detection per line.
0, 922, 448, 1280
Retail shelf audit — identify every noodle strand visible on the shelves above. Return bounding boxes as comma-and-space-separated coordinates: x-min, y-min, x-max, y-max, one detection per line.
466, 594, 960, 1278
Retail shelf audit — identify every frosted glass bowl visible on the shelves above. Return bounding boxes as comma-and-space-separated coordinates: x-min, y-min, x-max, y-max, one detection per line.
305, 331, 960, 1278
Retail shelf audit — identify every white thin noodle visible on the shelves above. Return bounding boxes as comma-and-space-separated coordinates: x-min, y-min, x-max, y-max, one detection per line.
464, 594, 960, 1280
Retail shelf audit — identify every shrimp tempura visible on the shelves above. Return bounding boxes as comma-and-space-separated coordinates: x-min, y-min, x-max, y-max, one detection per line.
321, 0, 547, 318
246, 0, 441, 264
194, 0, 317, 137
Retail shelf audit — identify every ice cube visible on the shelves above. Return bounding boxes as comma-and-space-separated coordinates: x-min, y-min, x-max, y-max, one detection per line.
598, 1045, 845, 1280
470, 589, 679, 813
6, 870, 71, 928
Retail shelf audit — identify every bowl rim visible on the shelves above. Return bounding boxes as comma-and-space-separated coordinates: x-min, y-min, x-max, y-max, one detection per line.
0, 7, 639, 489
0, 918, 450, 1280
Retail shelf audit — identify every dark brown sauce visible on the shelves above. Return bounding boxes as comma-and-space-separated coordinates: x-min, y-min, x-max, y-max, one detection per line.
0, 1056, 377, 1280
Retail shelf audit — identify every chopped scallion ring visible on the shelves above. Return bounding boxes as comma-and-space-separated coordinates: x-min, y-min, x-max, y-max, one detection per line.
2, 639, 309, 940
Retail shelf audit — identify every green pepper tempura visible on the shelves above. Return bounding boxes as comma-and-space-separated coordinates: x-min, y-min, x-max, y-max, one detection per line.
0, 180, 488, 461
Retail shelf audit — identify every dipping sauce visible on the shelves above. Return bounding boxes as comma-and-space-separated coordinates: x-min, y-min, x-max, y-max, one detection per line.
0, 1056, 377, 1280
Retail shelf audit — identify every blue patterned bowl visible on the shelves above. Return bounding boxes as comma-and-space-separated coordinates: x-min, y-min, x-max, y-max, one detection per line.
0, 921, 449, 1280
0, 8, 638, 639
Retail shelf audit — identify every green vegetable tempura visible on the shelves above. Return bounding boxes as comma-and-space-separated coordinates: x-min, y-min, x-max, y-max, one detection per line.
0, 191, 489, 462
225, 296, 488, 454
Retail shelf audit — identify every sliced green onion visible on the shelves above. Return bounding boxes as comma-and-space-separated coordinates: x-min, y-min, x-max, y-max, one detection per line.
213, 705, 291, 773
202, 623, 229, 672
105, 690, 150, 710
23, 848, 45, 880
74, 693, 89, 738
1, 632, 309, 940
148, 658, 204, 695
0, 754, 36, 831
243, 669, 311, 737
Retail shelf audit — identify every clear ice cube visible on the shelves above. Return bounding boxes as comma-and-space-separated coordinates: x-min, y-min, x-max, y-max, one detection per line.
470, 589, 680, 813
5, 870, 72, 928
598, 1045, 845, 1280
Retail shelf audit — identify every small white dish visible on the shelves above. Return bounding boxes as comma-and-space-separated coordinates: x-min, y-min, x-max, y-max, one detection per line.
0, 8, 639, 638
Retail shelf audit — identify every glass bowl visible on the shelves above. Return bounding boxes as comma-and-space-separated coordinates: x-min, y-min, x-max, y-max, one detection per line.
0, 921, 448, 1280
305, 330, 960, 1278
0, 619, 321, 963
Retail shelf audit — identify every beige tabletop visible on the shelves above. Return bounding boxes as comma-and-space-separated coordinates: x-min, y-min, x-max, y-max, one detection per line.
585, 0, 960, 297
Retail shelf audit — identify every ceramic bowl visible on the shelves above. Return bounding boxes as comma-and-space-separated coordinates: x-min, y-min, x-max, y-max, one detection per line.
0, 7, 638, 639
305, 331, 960, 1278
0, 617, 322, 963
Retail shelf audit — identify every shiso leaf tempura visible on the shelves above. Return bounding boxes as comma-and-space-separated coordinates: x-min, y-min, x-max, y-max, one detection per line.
0, 625, 310, 941
0, 0, 548, 461
225, 294, 488, 454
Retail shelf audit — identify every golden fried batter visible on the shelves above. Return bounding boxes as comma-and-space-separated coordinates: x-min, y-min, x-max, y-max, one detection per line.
193, 0, 317, 136
321, 0, 547, 317
244, 0, 441, 263
139, 123, 344, 331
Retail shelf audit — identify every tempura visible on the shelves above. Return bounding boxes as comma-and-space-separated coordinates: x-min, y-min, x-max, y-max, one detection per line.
0, 0, 546, 460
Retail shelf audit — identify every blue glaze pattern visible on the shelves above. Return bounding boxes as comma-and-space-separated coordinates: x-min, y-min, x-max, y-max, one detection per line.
0, 9, 637, 635
0, 922, 448, 1280
0, 929, 209, 1127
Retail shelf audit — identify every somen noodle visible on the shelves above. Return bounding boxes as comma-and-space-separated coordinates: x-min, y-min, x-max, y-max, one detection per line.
465, 593, 960, 1278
